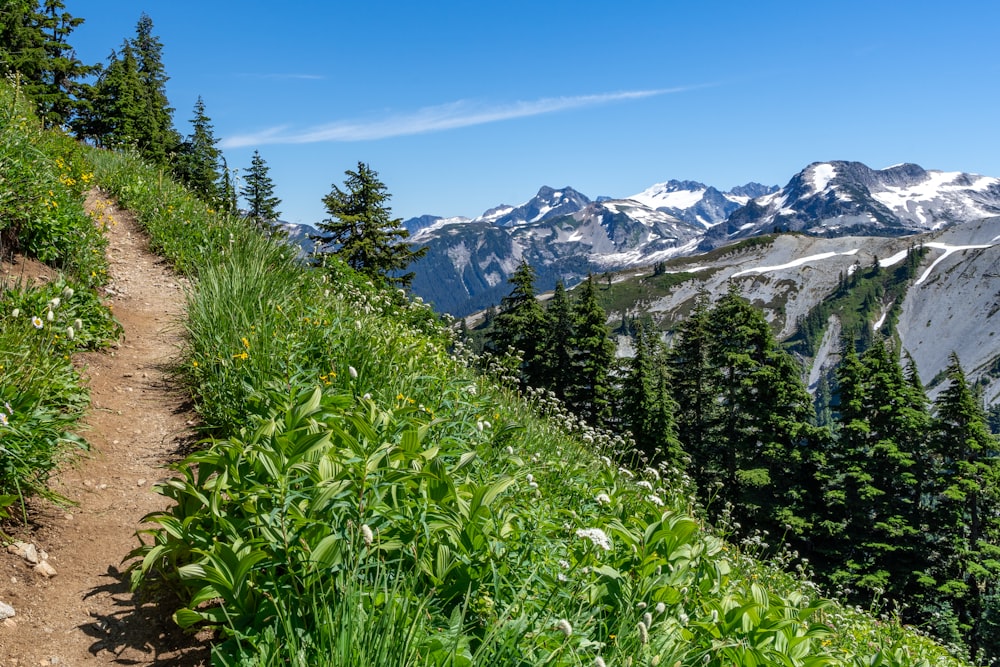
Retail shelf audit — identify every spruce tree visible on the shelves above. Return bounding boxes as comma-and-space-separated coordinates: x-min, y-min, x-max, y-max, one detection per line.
0, 0, 96, 128
666, 291, 721, 485
621, 322, 681, 465
174, 96, 222, 202
566, 275, 615, 427
540, 280, 575, 400
241, 149, 282, 229
79, 13, 179, 162
825, 336, 930, 605
703, 284, 818, 535
927, 353, 1000, 661
486, 260, 547, 388
130, 13, 178, 164
314, 162, 427, 287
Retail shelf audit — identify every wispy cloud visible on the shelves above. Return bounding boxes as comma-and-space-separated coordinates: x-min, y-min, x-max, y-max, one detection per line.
221, 87, 702, 148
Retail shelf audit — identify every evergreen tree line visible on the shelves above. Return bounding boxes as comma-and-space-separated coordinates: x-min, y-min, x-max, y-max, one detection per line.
487, 263, 1000, 663
1, 2, 427, 286
0, 3, 281, 223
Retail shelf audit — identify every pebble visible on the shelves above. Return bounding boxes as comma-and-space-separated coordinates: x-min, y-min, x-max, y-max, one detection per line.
34, 561, 57, 578
137, 478, 146, 487
0, 601, 14, 620
7, 542, 39, 565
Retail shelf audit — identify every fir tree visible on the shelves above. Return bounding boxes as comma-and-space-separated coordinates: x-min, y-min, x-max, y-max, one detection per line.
540, 280, 575, 400
926, 353, 1000, 661
79, 13, 179, 162
621, 322, 681, 465
486, 260, 547, 388
825, 336, 930, 605
314, 162, 426, 287
241, 149, 282, 229
174, 96, 221, 202
665, 291, 721, 485
703, 284, 819, 535
0, 0, 96, 128
566, 275, 615, 427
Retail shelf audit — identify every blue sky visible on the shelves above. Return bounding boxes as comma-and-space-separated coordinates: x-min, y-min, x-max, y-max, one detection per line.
71, 1, 1000, 225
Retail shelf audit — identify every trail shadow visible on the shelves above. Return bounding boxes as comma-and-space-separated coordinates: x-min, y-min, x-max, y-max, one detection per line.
81, 564, 212, 666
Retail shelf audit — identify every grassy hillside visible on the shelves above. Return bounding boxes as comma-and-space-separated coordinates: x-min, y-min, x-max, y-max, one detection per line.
1, 79, 973, 665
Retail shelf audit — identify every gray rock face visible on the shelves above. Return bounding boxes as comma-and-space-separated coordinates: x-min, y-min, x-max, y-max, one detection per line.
0, 601, 14, 620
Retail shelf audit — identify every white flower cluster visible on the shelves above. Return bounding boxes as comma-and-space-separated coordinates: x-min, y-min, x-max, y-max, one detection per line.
575, 527, 612, 551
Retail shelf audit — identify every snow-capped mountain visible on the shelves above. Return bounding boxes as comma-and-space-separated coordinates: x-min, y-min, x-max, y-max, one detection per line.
701, 161, 1000, 249
406, 192, 705, 316
628, 180, 777, 228
475, 186, 592, 227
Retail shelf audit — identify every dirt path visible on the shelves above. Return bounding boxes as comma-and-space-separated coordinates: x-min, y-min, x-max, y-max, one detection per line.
0, 192, 209, 665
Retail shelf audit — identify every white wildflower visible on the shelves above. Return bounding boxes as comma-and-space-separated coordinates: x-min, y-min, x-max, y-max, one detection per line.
594, 658, 607, 667
73, 318, 83, 330
637, 480, 653, 491
46, 310, 54, 322
558, 559, 570, 570
643, 611, 653, 628
644, 466, 660, 481
63, 286, 74, 298
349, 366, 358, 379
655, 602, 666, 615
360, 524, 374, 547
638, 620, 649, 644
529, 481, 539, 489
555, 618, 572, 637
526, 473, 534, 483
3, 402, 11, 415
0, 413, 8, 427
600, 455, 611, 466
647, 494, 664, 506
575, 527, 612, 551
505, 445, 514, 455
679, 612, 689, 625
66, 326, 75, 341
10, 308, 19, 318
618, 467, 634, 479
362, 393, 372, 400
595, 492, 611, 505
32, 316, 43, 329
49, 297, 60, 308
711, 609, 719, 623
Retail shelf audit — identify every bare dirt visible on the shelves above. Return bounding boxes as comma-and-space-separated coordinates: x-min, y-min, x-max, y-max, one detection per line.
0, 191, 211, 665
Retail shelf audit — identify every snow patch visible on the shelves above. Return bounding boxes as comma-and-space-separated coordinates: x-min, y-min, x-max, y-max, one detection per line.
731, 249, 859, 277
879, 249, 910, 268
914, 241, 995, 286
810, 163, 836, 193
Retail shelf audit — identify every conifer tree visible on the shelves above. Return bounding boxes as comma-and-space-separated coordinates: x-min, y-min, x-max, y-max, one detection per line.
666, 291, 721, 484
0, 0, 96, 128
703, 284, 818, 534
621, 322, 681, 465
825, 336, 930, 604
566, 275, 615, 427
314, 162, 426, 287
241, 149, 282, 228
80, 13, 178, 162
926, 353, 1000, 661
540, 280, 575, 399
174, 96, 222, 202
486, 260, 547, 388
